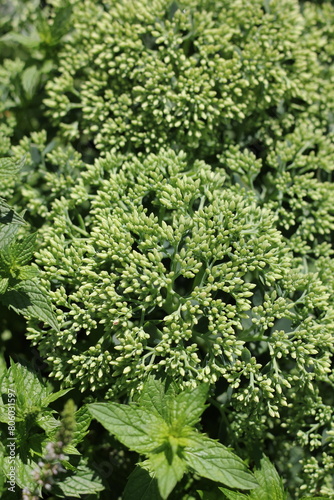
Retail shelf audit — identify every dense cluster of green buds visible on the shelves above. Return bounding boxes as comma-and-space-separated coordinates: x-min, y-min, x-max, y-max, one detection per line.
24, 151, 334, 495
1, 0, 334, 496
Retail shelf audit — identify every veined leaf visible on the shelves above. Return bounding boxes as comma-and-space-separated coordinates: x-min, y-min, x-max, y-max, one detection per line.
2, 455, 40, 493
9, 360, 48, 412
183, 435, 257, 490
22, 65, 40, 99
0, 233, 37, 268
249, 457, 285, 500
0, 199, 25, 226
41, 388, 73, 407
171, 384, 209, 427
138, 377, 171, 420
55, 464, 104, 498
149, 446, 187, 499
35, 411, 61, 433
219, 488, 249, 500
70, 405, 92, 446
88, 402, 166, 454
18, 265, 39, 280
0, 158, 20, 181
0, 223, 22, 250
138, 379, 208, 427
1, 280, 59, 331
124, 465, 161, 500
0, 278, 8, 294
62, 443, 81, 456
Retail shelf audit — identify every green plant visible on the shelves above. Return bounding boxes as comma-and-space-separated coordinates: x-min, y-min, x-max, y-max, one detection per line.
1, 1, 334, 498
199, 456, 328, 500
43, 0, 332, 158
0, 360, 102, 499
25, 149, 334, 497
0, 156, 58, 330
89, 377, 257, 499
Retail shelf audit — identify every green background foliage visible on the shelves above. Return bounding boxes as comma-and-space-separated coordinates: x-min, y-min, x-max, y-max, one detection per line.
0, 0, 333, 498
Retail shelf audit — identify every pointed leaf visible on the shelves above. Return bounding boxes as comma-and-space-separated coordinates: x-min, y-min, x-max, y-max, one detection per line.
249, 457, 285, 500
1, 280, 59, 331
138, 377, 169, 419
62, 443, 81, 455
9, 360, 48, 412
22, 65, 40, 99
183, 435, 257, 490
71, 405, 92, 446
55, 464, 104, 498
9, 233, 37, 267
219, 488, 249, 500
88, 402, 165, 454
35, 411, 61, 433
0, 278, 8, 294
172, 384, 209, 427
124, 465, 162, 500
41, 388, 73, 406
149, 446, 186, 499
18, 265, 39, 280
0, 158, 20, 180
0, 199, 25, 226
0, 223, 22, 250
2, 455, 40, 493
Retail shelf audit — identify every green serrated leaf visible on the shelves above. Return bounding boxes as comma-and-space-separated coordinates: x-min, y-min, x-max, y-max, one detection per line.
171, 384, 209, 427
60, 459, 78, 473
0, 224, 21, 250
249, 457, 285, 500
1, 279, 59, 331
41, 388, 73, 407
0, 278, 9, 294
149, 446, 187, 499
183, 435, 257, 490
22, 66, 40, 99
8, 360, 48, 413
55, 464, 104, 498
88, 402, 165, 454
71, 405, 92, 446
138, 378, 169, 420
62, 443, 81, 456
0, 199, 25, 226
219, 488, 249, 500
18, 265, 39, 280
35, 411, 61, 433
11, 233, 37, 267
124, 465, 162, 500
0, 158, 19, 180
2, 455, 40, 493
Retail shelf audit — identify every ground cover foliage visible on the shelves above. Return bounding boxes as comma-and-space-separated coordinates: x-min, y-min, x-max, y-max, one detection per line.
0, 0, 333, 498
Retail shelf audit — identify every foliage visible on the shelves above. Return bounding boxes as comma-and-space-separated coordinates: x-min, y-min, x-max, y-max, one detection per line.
89, 378, 257, 499
0, 360, 100, 499
199, 456, 328, 500
42, 0, 332, 158
0, 157, 58, 330
0, 0, 333, 498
